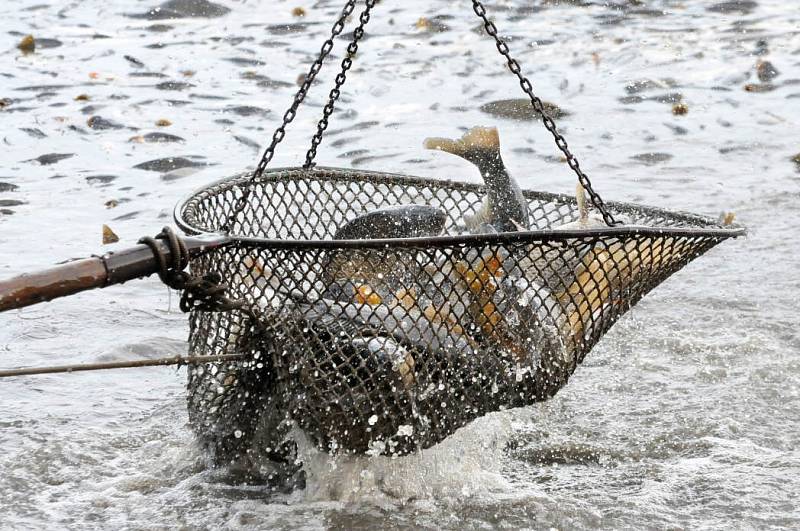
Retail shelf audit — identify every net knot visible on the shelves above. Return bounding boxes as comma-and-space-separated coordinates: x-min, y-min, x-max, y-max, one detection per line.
138, 227, 244, 314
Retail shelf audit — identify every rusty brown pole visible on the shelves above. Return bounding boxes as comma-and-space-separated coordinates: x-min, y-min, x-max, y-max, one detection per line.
0, 234, 231, 313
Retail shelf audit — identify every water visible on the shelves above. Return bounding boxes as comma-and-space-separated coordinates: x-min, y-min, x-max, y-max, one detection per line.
1, 0, 798, 528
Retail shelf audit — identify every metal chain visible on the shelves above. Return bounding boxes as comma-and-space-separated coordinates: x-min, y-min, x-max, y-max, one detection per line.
222, 0, 618, 230
471, 0, 620, 226
222, 0, 359, 233
304, 0, 378, 168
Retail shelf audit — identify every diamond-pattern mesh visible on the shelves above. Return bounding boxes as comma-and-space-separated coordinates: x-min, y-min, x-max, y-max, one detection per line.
179, 167, 741, 458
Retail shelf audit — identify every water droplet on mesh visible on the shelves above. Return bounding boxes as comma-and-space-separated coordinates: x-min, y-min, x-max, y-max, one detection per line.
234, 429, 243, 439
368, 414, 378, 425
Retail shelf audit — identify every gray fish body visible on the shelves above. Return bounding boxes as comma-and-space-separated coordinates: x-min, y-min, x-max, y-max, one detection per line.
467, 159, 528, 233
333, 204, 447, 241
324, 204, 447, 301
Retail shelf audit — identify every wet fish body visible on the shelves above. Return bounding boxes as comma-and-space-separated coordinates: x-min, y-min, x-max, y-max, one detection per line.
332, 204, 447, 241
324, 204, 447, 301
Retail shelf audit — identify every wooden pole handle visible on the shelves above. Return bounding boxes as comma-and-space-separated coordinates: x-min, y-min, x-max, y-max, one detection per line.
0, 234, 231, 313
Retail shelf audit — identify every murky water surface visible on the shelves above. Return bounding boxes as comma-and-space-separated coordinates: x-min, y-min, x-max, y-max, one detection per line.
1, 0, 799, 528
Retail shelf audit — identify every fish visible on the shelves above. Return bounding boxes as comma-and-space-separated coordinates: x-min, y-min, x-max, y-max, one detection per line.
418, 127, 571, 365
511, 183, 613, 293
424, 126, 529, 233
323, 204, 447, 303
512, 181, 622, 297
332, 204, 447, 241
441, 247, 568, 367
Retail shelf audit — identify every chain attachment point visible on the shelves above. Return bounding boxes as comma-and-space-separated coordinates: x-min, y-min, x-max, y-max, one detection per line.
471, 0, 620, 226
222, 0, 361, 233
139, 227, 246, 314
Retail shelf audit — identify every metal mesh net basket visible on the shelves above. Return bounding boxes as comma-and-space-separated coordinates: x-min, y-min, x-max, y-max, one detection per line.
176, 166, 742, 458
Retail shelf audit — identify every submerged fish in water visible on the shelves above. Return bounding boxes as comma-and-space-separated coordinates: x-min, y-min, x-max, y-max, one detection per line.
425, 126, 529, 233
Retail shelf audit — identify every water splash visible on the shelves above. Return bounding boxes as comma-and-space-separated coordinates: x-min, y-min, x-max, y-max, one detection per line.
297, 411, 516, 503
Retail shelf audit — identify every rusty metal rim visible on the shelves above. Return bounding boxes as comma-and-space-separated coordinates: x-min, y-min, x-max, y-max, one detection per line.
173, 166, 746, 247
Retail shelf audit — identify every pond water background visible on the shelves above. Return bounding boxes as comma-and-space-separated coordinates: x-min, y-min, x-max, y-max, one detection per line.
0, 0, 798, 528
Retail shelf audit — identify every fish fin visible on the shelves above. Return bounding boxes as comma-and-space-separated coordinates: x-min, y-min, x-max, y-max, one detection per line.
510, 218, 527, 232
424, 136, 464, 155
424, 126, 500, 159
576, 183, 588, 225
460, 126, 500, 150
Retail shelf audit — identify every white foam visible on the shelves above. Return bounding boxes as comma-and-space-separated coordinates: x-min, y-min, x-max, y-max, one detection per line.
296, 411, 516, 503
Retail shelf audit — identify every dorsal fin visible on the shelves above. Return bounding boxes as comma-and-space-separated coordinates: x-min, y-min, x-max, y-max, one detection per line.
576, 183, 588, 224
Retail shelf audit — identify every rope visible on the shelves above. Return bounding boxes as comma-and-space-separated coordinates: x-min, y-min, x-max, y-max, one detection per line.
0, 354, 249, 379
138, 227, 245, 314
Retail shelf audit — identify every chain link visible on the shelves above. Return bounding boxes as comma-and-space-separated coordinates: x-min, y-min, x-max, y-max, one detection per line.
222, 0, 359, 233
304, 0, 377, 168
471, 0, 620, 227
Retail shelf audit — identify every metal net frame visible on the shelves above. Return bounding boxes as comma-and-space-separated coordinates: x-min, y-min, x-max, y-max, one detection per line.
176, 167, 742, 458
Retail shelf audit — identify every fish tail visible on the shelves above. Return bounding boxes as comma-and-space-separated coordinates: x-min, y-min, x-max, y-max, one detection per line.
423, 126, 501, 161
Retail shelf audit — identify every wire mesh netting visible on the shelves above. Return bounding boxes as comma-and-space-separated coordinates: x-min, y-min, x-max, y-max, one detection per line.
177, 167, 740, 459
